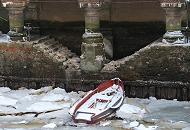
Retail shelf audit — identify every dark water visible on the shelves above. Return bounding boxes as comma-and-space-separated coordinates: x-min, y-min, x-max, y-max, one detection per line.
34, 21, 165, 60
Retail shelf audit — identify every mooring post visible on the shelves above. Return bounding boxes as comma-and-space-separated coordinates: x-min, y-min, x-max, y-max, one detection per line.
78, 0, 106, 72
160, 0, 186, 44
2, 0, 28, 40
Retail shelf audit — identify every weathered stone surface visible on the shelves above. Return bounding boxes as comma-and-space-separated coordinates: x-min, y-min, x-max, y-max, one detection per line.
79, 1, 107, 72
80, 39, 105, 72
159, 0, 185, 43
2, 0, 29, 36
103, 40, 190, 82
80, 34, 106, 73
0, 42, 66, 79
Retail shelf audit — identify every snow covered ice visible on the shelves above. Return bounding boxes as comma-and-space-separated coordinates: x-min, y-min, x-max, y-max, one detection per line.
0, 87, 190, 130
0, 33, 11, 43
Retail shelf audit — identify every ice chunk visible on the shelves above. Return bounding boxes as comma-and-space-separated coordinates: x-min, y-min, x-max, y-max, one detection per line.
5, 89, 31, 99
0, 95, 17, 106
44, 88, 71, 101
122, 120, 140, 129
116, 104, 145, 120
100, 121, 111, 126
42, 123, 57, 128
37, 109, 71, 123
30, 86, 53, 95
0, 87, 11, 93
17, 120, 27, 124
0, 105, 18, 113
41, 93, 66, 102
129, 121, 140, 128
27, 102, 63, 112
134, 124, 158, 130
50, 87, 67, 94
183, 126, 190, 130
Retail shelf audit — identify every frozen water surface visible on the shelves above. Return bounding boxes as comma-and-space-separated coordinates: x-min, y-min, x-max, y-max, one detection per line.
145, 105, 190, 123
0, 87, 190, 130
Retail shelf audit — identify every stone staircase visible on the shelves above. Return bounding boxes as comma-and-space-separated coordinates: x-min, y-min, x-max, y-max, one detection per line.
33, 36, 80, 70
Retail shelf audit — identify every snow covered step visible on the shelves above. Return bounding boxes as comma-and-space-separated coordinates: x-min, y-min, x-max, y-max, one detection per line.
43, 42, 61, 54
32, 36, 80, 70
33, 38, 55, 47
33, 35, 50, 44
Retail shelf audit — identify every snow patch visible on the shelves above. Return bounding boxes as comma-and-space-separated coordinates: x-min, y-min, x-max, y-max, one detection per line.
2, 2, 13, 7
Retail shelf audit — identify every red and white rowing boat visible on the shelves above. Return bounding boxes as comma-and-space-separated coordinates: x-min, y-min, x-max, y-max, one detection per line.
69, 78, 125, 124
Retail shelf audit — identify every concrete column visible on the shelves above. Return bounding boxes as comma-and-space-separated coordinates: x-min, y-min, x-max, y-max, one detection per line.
8, 6, 25, 33
79, 1, 106, 72
4, 2, 27, 39
85, 8, 100, 33
160, 1, 186, 43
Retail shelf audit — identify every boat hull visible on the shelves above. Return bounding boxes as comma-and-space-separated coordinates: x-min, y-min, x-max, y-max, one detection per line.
69, 78, 125, 124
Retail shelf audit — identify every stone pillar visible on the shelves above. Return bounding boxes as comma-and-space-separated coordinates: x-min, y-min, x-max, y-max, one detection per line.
79, 0, 106, 72
160, 0, 186, 44
85, 8, 100, 32
3, 1, 28, 39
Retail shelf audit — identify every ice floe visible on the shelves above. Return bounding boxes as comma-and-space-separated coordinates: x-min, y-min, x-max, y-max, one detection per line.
0, 96, 17, 106
0, 86, 190, 130
133, 124, 158, 130
116, 104, 146, 120
26, 102, 63, 112
41, 93, 67, 102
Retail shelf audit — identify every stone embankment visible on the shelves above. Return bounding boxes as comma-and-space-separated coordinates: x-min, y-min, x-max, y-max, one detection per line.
0, 36, 80, 89
33, 36, 80, 70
